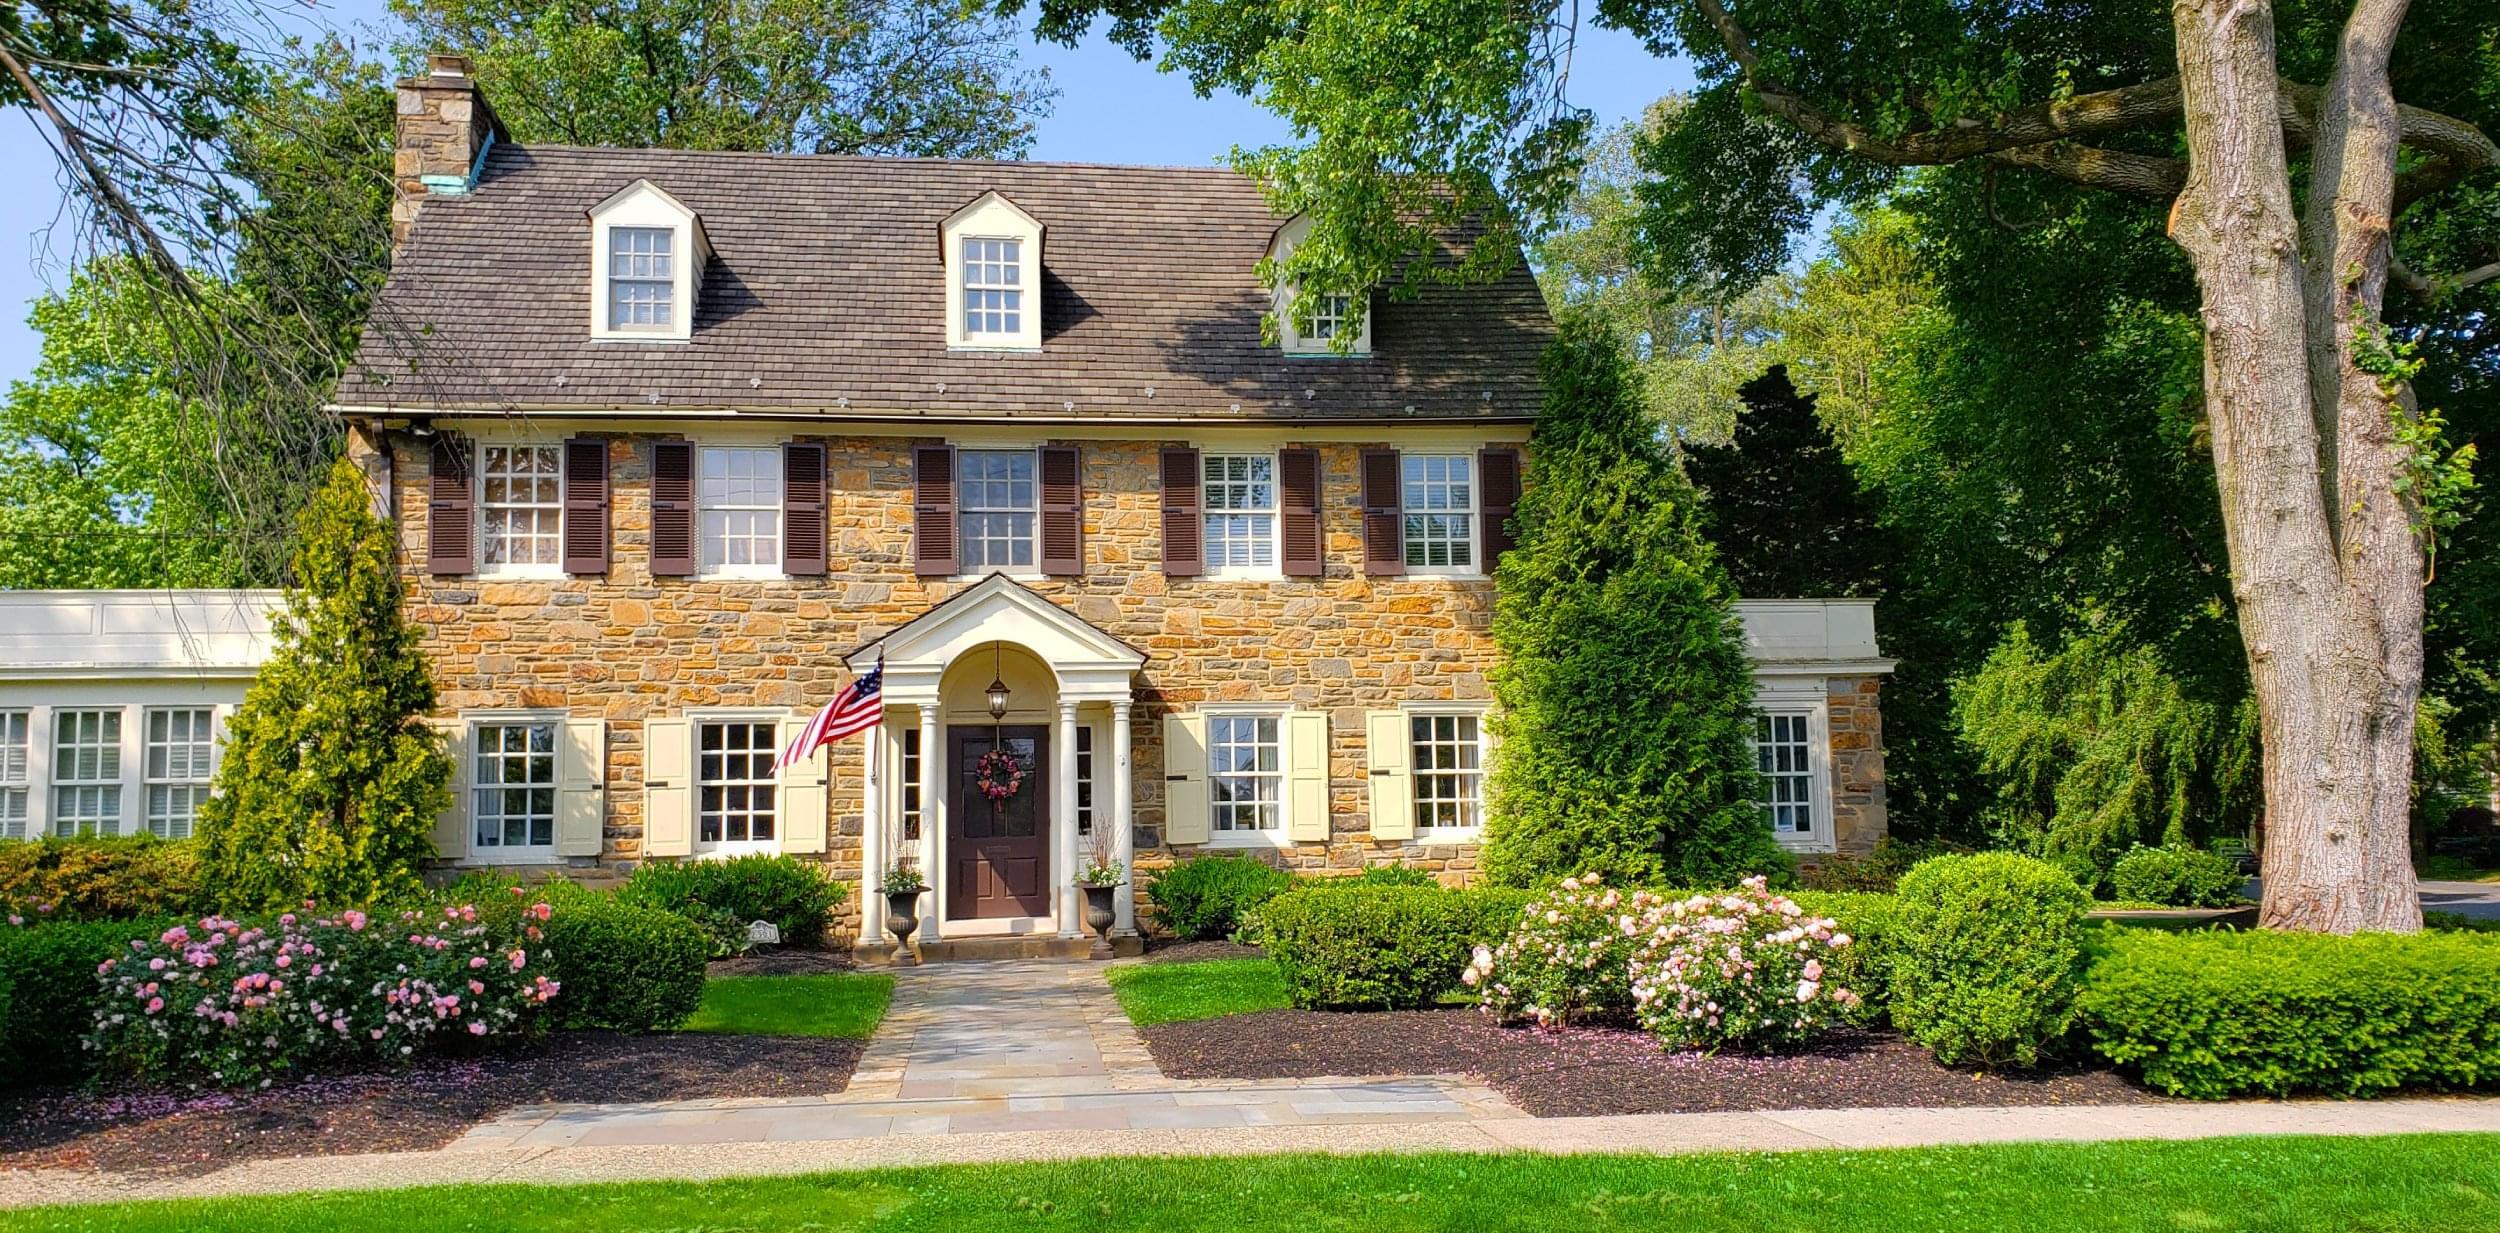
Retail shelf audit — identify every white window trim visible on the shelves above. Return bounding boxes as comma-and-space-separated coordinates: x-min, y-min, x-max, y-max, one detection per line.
695, 444, 785, 581
1754, 688, 1835, 855
1201, 704, 1293, 849
1201, 450, 1284, 580
588, 180, 706, 344
942, 192, 1043, 352
689, 708, 792, 858
953, 446, 1043, 580
474, 437, 567, 580
0, 708, 31, 842
1403, 703, 1490, 843
1269, 214, 1374, 357
49, 706, 128, 838
140, 705, 215, 841
1400, 452, 1483, 579
460, 710, 568, 866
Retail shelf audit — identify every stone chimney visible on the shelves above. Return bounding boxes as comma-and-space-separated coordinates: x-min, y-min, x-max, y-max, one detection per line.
392, 54, 507, 247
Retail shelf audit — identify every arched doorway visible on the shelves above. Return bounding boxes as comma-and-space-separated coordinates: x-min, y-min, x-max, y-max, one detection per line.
938, 642, 1056, 921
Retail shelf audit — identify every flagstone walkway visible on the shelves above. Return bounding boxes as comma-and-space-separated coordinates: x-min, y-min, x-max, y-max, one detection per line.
451, 960, 1520, 1150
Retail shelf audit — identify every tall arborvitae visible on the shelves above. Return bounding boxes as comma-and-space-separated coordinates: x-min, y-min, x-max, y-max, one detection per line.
1481, 321, 1788, 887
1683, 365, 1887, 599
198, 457, 450, 910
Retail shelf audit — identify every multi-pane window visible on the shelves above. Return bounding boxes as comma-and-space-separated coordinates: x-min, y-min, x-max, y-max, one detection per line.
698, 721, 777, 847
607, 226, 675, 330
1758, 713, 1815, 837
1411, 713, 1484, 832
899, 727, 922, 843
961, 237, 1022, 335
1207, 715, 1281, 835
958, 449, 1037, 570
1075, 725, 1096, 837
1307, 293, 1351, 342
480, 445, 563, 571
52, 709, 121, 837
1402, 454, 1476, 571
143, 708, 214, 839
473, 723, 557, 852
0, 711, 27, 841
1202, 454, 1277, 572
698, 447, 782, 572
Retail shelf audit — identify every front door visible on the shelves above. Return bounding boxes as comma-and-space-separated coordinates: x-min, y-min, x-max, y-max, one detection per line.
947, 725, 1051, 920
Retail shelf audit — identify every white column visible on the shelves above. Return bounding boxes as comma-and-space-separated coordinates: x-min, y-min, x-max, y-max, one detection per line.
860, 718, 885, 944
1055, 698, 1081, 937
1111, 700, 1136, 934
917, 704, 941, 942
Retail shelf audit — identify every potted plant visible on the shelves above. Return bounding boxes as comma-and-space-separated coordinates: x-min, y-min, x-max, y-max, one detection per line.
1075, 832, 1125, 960
881, 865, 927, 966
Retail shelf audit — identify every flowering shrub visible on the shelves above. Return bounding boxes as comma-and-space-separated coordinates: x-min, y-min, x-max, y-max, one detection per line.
1626, 877, 1859, 1053
89, 899, 561, 1088
1462, 874, 1666, 1027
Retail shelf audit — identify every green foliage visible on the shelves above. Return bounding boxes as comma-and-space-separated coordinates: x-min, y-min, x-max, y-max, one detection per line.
394, 0, 1053, 157
2106, 845, 2247, 908
0, 836, 208, 921
1890, 853, 2093, 1068
1482, 323, 1787, 888
196, 458, 452, 913
1106, 958, 1292, 1026
1144, 855, 1297, 941
537, 897, 709, 1033
1301, 863, 1439, 890
2079, 928, 2500, 1099
1955, 623, 2260, 889
622, 856, 848, 951
1256, 885, 1527, 1010
683, 973, 894, 1039
1685, 364, 1890, 601
1783, 889, 1906, 1025
0, 917, 177, 1085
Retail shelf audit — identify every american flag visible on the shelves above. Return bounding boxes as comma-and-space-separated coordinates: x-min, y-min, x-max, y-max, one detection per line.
775, 660, 883, 774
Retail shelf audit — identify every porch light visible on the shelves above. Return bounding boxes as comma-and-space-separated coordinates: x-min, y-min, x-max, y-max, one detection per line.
985, 641, 1011, 720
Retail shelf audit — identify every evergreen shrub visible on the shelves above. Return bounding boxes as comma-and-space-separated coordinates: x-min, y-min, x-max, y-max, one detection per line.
2106, 844, 2246, 908
1145, 855, 1296, 941
0, 836, 207, 920
623, 855, 847, 950
1890, 853, 2092, 1067
537, 897, 708, 1032
0, 916, 177, 1085
1259, 885, 1526, 1010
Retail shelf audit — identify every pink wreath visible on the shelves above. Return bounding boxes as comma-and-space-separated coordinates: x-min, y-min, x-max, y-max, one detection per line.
974, 748, 1026, 802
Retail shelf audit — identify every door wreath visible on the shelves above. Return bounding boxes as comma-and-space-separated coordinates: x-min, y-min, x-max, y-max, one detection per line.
974, 747, 1027, 802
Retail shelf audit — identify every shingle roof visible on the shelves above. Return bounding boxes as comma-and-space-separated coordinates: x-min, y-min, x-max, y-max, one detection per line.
343, 145, 1553, 423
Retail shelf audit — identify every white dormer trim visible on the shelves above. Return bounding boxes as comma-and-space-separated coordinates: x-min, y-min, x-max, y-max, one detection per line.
941, 191, 1043, 352
1267, 214, 1373, 357
588, 180, 710, 343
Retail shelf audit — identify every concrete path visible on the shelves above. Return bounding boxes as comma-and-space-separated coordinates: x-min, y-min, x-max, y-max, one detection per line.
2421, 880, 2500, 920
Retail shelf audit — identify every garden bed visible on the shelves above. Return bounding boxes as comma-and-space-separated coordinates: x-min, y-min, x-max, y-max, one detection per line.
1138, 939, 1265, 964
0, 1030, 868, 1177
1141, 1009, 2165, 1117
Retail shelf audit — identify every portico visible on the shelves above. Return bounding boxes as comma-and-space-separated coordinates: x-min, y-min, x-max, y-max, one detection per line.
846, 574, 1146, 948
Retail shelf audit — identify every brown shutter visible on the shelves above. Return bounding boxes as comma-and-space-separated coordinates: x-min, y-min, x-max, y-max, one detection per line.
1479, 446, 1522, 570
913, 445, 959, 577
1360, 447, 1404, 576
562, 436, 610, 575
649, 440, 696, 577
1039, 445, 1083, 577
1160, 446, 1203, 576
1280, 446, 1323, 577
782, 441, 827, 577
426, 434, 474, 575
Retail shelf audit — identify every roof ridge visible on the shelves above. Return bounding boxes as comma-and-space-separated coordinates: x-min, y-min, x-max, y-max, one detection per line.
501, 144, 1257, 178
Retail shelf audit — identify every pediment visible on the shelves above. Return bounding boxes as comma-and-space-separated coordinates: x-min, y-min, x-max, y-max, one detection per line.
845, 574, 1144, 679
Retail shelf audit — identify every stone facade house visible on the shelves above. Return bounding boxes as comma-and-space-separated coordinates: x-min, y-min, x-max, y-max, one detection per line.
322, 55, 1895, 950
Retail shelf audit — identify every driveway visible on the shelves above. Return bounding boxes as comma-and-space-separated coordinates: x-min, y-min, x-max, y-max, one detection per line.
2241, 878, 2500, 920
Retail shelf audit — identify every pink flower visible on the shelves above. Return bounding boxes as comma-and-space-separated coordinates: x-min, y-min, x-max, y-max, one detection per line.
276, 954, 292, 968
509, 951, 527, 972
468, 1021, 489, 1036
470, 956, 488, 969
145, 997, 164, 1013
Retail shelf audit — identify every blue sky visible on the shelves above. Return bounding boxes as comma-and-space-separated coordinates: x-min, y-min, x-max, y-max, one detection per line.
0, 6, 1688, 384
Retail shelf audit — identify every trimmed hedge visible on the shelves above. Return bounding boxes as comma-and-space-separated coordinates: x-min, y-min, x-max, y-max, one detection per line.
1786, 890, 1906, 1025
1146, 855, 1296, 941
0, 917, 176, 1085
0, 837, 207, 921
2080, 927, 2500, 1099
2107, 845, 2246, 908
622, 855, 846, 949
1890, 853, 2093, 1068
1259, 886, 1530, 1010
537, 897, 709, 1032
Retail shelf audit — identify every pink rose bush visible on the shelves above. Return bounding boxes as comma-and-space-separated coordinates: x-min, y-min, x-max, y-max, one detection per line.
89, 902, 562, 1088
1461, 874, 1666, 1027
1628, 876, 1859, 1053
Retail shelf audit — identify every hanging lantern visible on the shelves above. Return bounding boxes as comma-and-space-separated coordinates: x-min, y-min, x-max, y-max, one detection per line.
986, 641, 1011, 720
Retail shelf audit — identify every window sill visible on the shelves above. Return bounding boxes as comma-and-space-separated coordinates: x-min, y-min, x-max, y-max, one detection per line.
946, 342, 1043, 354
588, 332, 692, 345
696, 569, 789, 582
1204, 831, 1291, 849
1198, 570, 1288, 583
1773, 835, 1837, 855
1407, 828, 1482, 846
459, 851, 564, 867
476, 567, 565, 582
693, 843, 782, 859
1398, 568, 1488, 581
950, 572, 1049, 585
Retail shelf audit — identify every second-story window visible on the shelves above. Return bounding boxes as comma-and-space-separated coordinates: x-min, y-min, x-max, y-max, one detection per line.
1307, 294, 1351, 342
962, 237, 1022, 336
480, 444, 563, 572
607, 226, 675, 331
698, 446, 782, 574
958, 449, 1036, 571
1402, 453, 1477, 572
1203, 454, 1276, 574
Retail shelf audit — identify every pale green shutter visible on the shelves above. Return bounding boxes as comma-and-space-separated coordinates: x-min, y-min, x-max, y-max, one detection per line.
554, 718, 606, 857
642, 717, 693, 857
1365, 710, 1414, 841
426, 718, 469, 860
1286, 711, 1331, 842
1163, 712, 1210, 845
779, 715, 828, 854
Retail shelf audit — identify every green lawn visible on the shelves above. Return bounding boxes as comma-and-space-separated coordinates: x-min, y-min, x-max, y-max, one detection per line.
12, 1136, 2500, 1231
681, 973, 894, 1039
2420, 855, 2500, 884
1106, 957, 1290, 1025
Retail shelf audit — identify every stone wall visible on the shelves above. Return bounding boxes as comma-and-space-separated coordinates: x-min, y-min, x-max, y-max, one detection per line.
1826, 675, 1887, 856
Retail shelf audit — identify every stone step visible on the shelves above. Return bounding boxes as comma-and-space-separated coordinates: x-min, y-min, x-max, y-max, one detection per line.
854, 935, 1143, 963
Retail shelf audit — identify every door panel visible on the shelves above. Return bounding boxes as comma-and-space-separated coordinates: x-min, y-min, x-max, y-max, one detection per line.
947, 726, 1051, 919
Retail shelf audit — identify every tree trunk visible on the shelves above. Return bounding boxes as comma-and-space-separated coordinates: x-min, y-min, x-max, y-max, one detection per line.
2168, 0, 2423, 932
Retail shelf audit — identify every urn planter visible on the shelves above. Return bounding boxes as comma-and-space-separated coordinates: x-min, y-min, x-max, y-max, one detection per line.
1080, 883, 1120, 960
884, 889, 924, 966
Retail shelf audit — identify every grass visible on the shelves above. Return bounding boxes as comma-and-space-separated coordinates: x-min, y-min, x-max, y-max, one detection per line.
680, 973, 894, 1039
2419, 854, 2500, 884
11, 1135, 2500, 1231
1106, 958, 1289, 1025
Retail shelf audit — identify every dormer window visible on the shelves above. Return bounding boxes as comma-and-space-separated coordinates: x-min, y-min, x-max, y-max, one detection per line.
1306, 294, 1351, 343
942, 191, 1042, 350
588, 180, 708, 343
1267, 214, 1373, 357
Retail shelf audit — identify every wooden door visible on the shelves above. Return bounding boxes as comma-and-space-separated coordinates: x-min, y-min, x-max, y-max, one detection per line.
947, 725, 1051, 919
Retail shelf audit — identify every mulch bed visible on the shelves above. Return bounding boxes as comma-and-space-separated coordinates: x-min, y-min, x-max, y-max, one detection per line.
1143, 1009, 2166, 1117
0, 1031, 865, 1178
1138, 939, 1266, 964
707, 948, 860, 976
